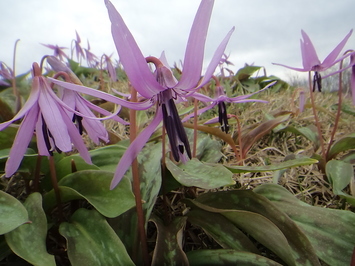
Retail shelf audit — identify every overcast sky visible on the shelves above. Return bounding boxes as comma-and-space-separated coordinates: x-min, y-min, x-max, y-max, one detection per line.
0, 0, 354, 81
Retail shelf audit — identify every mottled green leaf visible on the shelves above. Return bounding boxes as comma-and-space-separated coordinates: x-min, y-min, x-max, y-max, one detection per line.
327, 133, 355, 160
226, 157, 318, 173
166, 158, 235, 189
187, 209, 258, 253
254, 183, 355, 265
185, 199, 297, 266
187, 249, 283, 266
60, 209, 134, 266
189, 189, 320, 265
43, 170, 135, 218
5, 193, 55, 266
0, 191, 28, 235
150, 215, 189, 266
326, 160, 354, 194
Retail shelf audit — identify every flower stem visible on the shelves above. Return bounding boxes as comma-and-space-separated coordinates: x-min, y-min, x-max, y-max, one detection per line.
49, 155, 63, 221
308, 71, 326, 162
130, 86, 149, 265
12, 39, 21, 113
325, 58, 345, 159
33, 155, 42, 192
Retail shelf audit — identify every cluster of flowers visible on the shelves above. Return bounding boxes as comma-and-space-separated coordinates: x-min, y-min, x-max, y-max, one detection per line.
0, 0, 354, 190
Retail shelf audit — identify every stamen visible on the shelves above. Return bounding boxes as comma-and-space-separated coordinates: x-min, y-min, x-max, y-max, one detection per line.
218, 101, 230, 133
41, 116, 53, 156
312, 71, 322, 92
72, 114, 84, 135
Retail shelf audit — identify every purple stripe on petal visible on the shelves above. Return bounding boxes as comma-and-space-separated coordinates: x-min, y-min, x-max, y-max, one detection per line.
5, 106, 38, 177
110, 108, 163, 189
105, 0, 165, 98
177, 0, 214, 89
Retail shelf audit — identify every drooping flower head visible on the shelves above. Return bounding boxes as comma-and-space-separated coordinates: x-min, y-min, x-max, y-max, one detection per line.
103, 0, 234, 188
0, 62, 92, 177
273, 30, 352, 91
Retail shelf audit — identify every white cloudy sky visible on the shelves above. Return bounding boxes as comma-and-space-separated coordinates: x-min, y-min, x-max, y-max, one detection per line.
0, 0, 354, 81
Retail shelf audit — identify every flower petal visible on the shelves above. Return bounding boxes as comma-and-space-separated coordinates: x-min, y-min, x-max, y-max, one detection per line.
197, 27, 235, 88
59, 107, 92, 164
105, 0, 165, 98
35, 112, 51, 156
0, 81, 40, 131
48, 78, 154, 110
300, 30, 321, 69
322, 29, 352, 67
38, 78, 72, 152
111, 108, 163, 189
176, 0, 214, 89
5, 106, 38, 177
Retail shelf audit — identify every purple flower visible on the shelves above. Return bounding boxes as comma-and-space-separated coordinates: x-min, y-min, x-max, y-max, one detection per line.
104, 0, 234, 188
182, 81, 274, 133
47, 56, 128, 144
102, 54, 117, 82
41, 44, 68, 61
84, 41, 99, 68
273, 30, 352, 91
0, 63, 92, 177
72, 31, 85, 61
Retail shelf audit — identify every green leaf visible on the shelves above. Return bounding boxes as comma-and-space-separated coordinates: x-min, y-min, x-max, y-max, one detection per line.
90, 143, 128, 172
59, 209, 134, 266
254, 183, 355, 266
5, 193, 55, 266
327, 133, 355, 160
166, 158, 235, 189
326, 160, 354, 194
226, 157, 318, 173
185, 199, 297, 266
43, 170, 135, 218
235, 65, 262, 81
187, 249, 283, 266
55, 155, 100, 181
283, 125, 320, 150
150, 215, 189, 266
187, 209, 258, 253
0, 191, 28, 235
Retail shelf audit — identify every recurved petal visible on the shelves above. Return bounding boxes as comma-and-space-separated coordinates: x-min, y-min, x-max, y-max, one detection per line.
300, 30, 321, 70
197, 27, 235, 89
322, 29, 353, 67
110, 108, 163, 189
5, 106, 39, 177
176, 0, 214, 90
105, 0, 165, 98
48, 78, 154, 110
0, 79, 40, 131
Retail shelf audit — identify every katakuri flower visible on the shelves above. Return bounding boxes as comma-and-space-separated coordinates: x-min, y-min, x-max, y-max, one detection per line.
273, 30, 352, 91
103, 0, 234, 188
0, 63, 92, 177
182, 80, 274, 133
